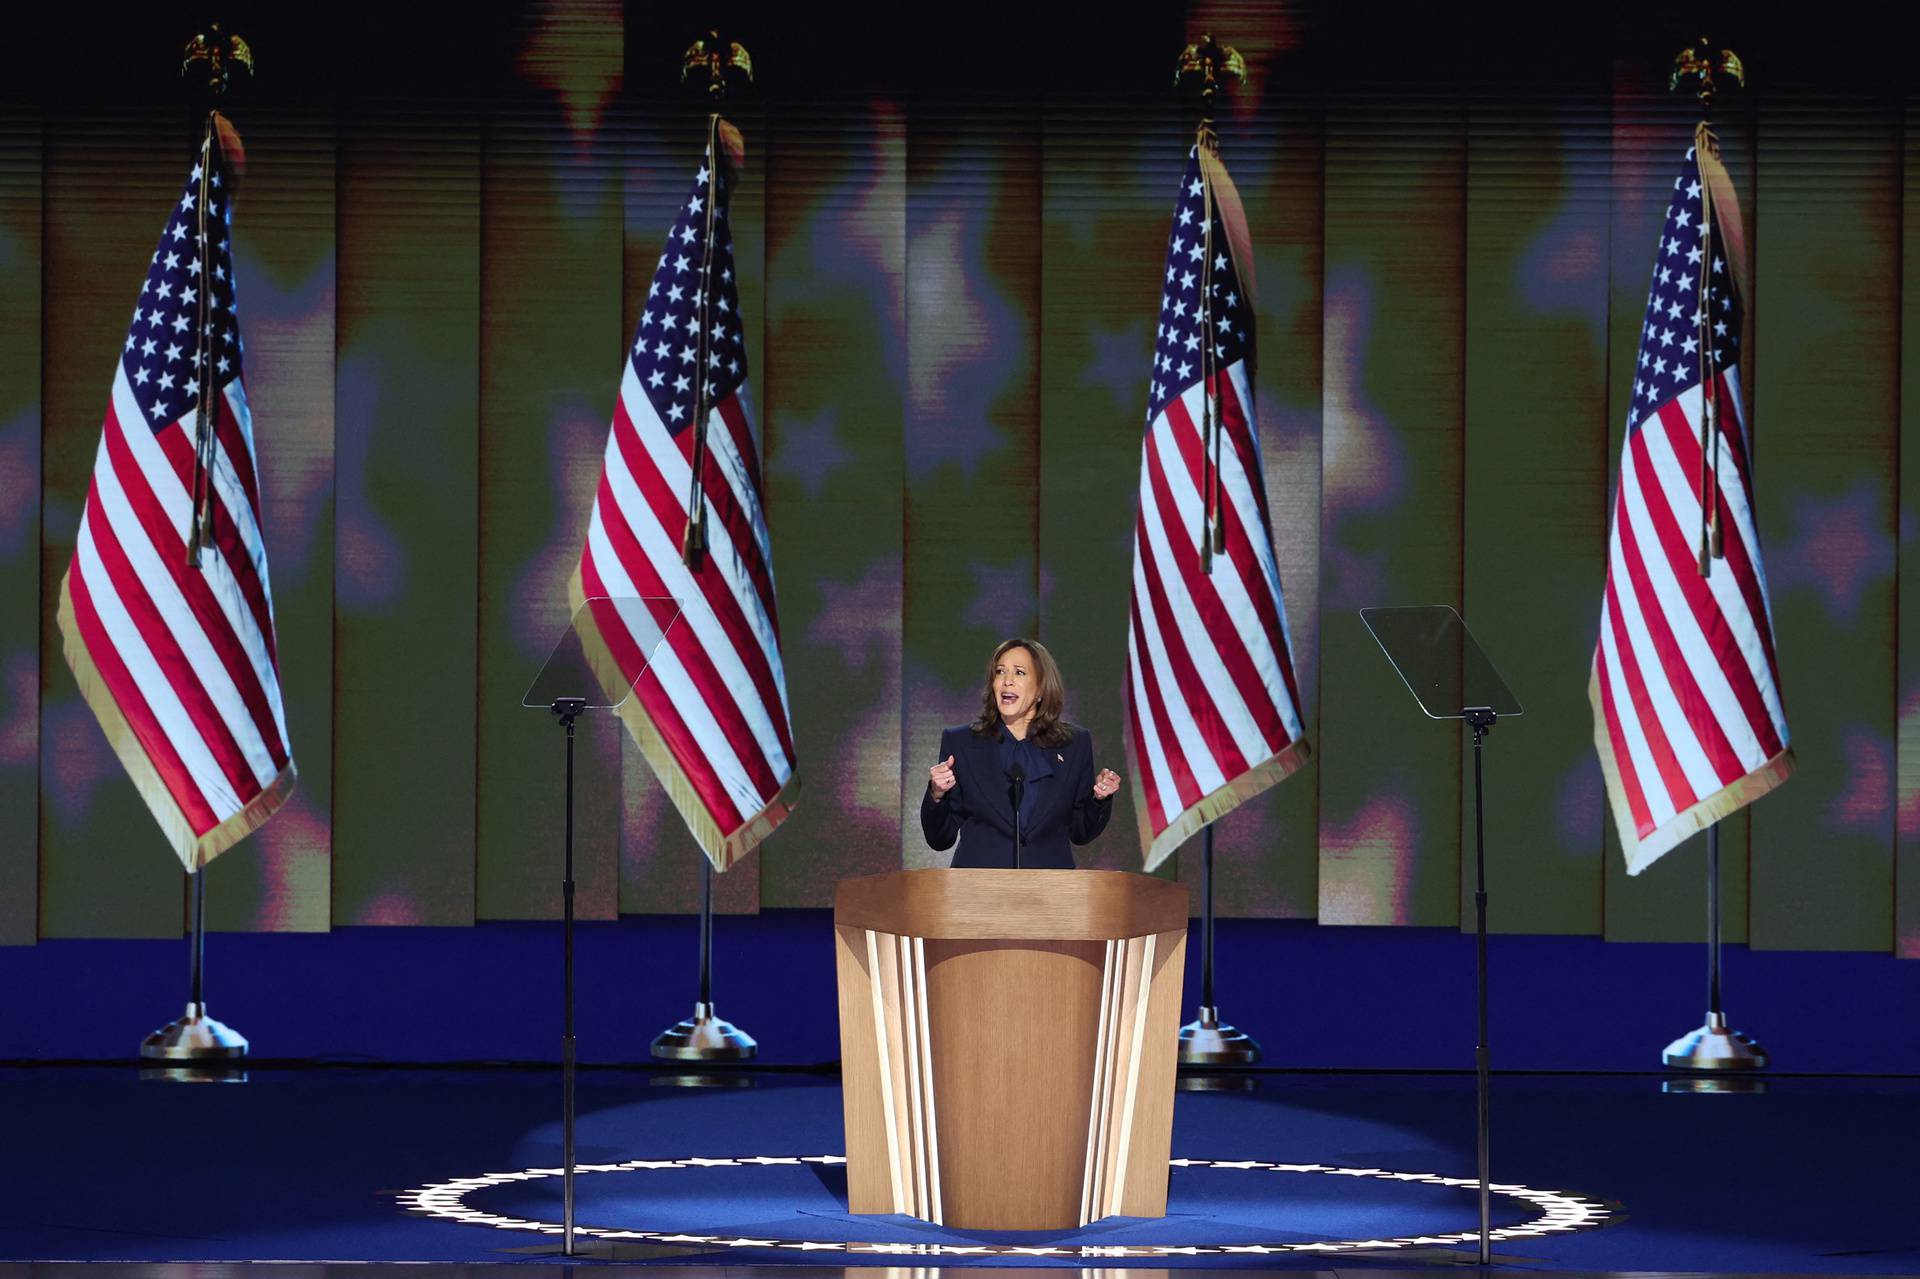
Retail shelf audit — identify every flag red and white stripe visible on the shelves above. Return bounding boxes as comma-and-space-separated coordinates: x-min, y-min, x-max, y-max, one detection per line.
1124, 142, 1308, 872
570, 123, 798, 871
1591, 132, 1792, 874
57, 121, 296, 870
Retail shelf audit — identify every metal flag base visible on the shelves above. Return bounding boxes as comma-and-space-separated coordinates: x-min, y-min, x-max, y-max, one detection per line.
1177, 1005, 1261, 1065
650, 1001, 757, 1061
140, 1001, 248, 1062
1663, 1009, 1767, 1071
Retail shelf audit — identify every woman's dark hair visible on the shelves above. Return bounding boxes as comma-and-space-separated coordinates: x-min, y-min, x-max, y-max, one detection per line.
970, 637, 1074, 747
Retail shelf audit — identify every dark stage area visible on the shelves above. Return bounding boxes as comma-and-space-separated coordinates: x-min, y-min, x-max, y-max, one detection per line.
2, 1065, 1915, 1271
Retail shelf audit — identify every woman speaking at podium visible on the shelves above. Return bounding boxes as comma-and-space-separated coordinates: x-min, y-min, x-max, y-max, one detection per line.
920, 637, 1121, 868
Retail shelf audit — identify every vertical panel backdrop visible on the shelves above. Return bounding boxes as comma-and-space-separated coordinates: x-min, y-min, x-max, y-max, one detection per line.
4, 3, 1913, 958
0, 87, 41, 946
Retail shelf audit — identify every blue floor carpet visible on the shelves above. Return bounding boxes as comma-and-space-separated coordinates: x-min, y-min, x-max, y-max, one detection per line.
2, 1067, 1915, 1271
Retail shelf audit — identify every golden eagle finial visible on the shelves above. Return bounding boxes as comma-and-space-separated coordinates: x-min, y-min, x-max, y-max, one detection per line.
683, 31, 753, 104
1671, 39, 1744, 115
182, 21, 253, 98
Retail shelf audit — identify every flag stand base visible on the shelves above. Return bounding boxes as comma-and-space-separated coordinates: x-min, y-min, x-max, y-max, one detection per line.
650, 1001, 757, 1061
1663, 1010, 1766, 1071
1177, 1006, 1261, 1065
140, 1001, 248, 1061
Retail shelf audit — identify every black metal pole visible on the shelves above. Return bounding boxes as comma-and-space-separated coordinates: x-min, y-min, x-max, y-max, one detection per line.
698, 857, 714, 1009
1470, 714, 1493, 1266
189, 867, 206, 1010
1201, 825, 1216, 1010
560, 706, 579, 1257
1707, 821, 1723, 1019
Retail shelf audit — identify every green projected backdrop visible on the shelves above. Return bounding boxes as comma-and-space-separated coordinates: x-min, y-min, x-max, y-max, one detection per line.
1, 2, 1917, 959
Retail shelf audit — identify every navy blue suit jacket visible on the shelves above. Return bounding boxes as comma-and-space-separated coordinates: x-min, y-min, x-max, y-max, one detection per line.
919, 722, 1113, 869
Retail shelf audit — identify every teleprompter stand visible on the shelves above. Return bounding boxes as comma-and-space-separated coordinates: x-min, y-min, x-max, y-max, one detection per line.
521, 595, 679, 1256
1362, 605, 1523, 1267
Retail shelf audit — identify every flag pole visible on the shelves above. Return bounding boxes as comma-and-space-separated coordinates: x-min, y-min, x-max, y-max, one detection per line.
1659, 39, 1765, 1083
651, 31, 757, 1067
676, 31, 751, 570
679, 114, 721, 568
1176, 34, 1242, 577
1172, 36, 1260, 1070
1673, 38, 1741, 576
140, 21, 254, 1078
177, 22, 250, 567
185, 111, 219, 568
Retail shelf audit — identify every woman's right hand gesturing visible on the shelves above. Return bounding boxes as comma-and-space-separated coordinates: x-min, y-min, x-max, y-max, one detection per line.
928, 754, 957, 801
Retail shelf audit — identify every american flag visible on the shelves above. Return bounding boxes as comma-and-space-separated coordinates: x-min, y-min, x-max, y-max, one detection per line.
569, 124, 798, 871
55, 123, 296, 871
1124, 143, 1309, 873
1591, 136, 1792, 875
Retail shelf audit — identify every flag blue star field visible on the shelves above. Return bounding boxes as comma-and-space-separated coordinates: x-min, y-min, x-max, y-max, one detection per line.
570, 128, 798, 871
1590, 137, 1792, 874
1124, 144, 1308, 872
55, 122, 296, 870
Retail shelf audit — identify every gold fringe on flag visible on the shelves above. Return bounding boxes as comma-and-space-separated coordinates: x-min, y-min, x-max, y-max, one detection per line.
56, 571, 297, 872
1587, 663, 1791, 875
1134, 736, 1310, 874
565, 567, 799, 873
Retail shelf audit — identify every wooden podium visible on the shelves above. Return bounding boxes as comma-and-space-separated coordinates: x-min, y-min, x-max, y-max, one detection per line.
833, 868, 1188, 1230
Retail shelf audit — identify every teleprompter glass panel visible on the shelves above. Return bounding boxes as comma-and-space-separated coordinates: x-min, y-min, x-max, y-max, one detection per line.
521, 595, 681, 710
1360, 605, 1522, 721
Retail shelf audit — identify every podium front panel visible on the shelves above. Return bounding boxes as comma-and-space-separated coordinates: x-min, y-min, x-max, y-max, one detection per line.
922, 939, 1105, 1228
833, 869, 1188, 1231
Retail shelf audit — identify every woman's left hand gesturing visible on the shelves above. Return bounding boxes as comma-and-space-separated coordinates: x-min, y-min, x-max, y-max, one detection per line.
1092, 768, 1121, 800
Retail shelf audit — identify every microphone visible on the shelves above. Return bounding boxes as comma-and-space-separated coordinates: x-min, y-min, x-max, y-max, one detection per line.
1007, 760, 1025, 870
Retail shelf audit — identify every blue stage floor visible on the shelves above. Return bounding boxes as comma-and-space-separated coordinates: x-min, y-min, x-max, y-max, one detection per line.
3, 1066, 1915, 1272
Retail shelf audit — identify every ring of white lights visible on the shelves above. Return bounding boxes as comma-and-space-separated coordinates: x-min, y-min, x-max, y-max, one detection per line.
399, 1154, 1612, 1257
